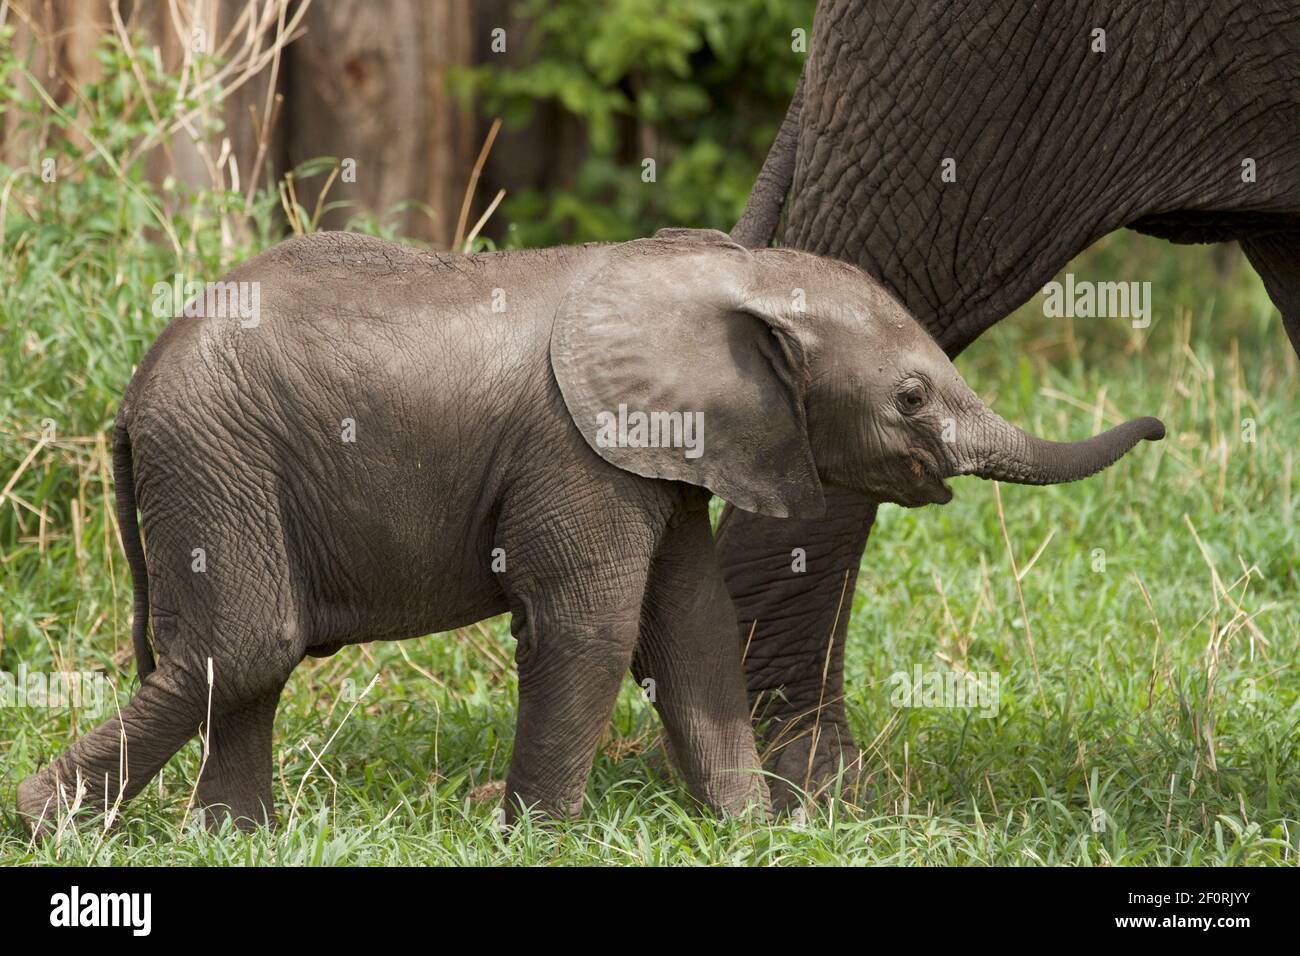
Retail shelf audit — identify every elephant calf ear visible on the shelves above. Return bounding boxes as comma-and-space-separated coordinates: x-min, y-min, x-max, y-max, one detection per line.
551, 235, 825, 520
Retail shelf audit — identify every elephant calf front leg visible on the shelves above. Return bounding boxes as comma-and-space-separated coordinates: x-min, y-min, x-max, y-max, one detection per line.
503, 614, 641, 823
497, 475, 674, 824
714, 489, 878, 810
634, 501, 767, 816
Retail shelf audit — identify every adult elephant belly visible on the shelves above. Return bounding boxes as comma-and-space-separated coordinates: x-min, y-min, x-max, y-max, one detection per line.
724, 0, 1300, 807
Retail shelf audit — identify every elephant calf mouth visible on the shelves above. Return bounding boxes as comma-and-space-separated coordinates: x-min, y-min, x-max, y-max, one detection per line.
905, 453, 954, 506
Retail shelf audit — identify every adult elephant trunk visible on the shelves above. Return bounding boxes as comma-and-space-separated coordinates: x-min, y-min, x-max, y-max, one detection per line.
952, 409, 1166, 486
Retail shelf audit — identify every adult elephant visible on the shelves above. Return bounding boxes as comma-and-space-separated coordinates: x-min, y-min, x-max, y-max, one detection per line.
723, 0, 1300, 808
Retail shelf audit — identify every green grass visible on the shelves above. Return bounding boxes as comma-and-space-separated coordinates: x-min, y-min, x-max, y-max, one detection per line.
0, 27, 1296, 861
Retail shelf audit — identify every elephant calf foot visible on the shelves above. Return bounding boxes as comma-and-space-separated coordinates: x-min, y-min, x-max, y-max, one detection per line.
16, 770, 59, 838
696, 772, 770, 819
16, 767, 134, 838
14, 766, 132, 839
192, 796, 274, 834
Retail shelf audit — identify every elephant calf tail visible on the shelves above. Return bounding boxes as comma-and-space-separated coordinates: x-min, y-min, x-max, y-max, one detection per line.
113, 419, 155, 681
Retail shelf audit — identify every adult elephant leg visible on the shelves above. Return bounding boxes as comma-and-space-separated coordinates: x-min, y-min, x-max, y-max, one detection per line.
1242, 233, 1300, 357
715, 487, 878, 811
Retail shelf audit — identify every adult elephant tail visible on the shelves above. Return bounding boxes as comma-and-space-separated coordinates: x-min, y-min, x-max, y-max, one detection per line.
731, 65, 805, 249
113, 418, 155, 682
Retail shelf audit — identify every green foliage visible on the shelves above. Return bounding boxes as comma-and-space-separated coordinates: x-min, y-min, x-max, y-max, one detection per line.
1, 34, 271, 439
458, 0, 814, 245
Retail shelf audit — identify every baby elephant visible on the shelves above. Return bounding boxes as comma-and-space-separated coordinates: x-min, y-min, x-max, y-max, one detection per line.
17, 228, 1163, 832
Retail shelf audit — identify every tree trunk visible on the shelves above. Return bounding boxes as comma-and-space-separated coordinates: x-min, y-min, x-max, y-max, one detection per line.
1, 0, 108, 164
286, 0, 477, 246
141, 0, 287, 200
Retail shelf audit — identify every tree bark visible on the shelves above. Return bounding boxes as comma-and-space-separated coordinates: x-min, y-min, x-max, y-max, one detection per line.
141, 0, 287, 199
1, 0, 108, 164
286, 0, 477, 246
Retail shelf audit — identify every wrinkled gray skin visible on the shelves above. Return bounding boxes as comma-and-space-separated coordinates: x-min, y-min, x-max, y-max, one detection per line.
725, 0, 1299, 807
16, 228, 1161, 833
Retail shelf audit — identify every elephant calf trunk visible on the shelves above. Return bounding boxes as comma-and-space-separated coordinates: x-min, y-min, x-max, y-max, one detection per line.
963, 414, 1165, 486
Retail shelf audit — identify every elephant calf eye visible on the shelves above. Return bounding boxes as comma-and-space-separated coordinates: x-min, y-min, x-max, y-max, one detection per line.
899, 384, 926, 412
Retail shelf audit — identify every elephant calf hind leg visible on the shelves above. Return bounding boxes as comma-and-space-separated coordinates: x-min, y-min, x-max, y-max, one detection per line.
195, 687, 282, 831
16, 661, 209, 836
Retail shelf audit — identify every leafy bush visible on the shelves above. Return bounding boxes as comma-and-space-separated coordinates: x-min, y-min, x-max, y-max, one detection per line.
460, 0, 814, 245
